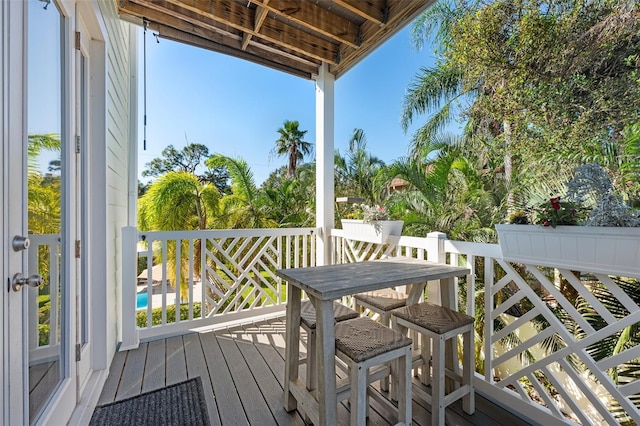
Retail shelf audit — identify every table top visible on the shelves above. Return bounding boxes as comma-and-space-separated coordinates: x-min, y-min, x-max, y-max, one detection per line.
276, 257, 470, 300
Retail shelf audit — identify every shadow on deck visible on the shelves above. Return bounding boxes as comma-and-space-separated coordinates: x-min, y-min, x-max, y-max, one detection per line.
98, 317, 534, 425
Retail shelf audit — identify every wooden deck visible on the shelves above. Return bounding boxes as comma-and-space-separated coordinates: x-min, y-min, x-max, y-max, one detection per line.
97, 316, 533, 426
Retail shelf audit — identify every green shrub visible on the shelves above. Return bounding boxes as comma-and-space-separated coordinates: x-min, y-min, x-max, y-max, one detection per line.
136, 302, 202, 328
38, 324, 50, 346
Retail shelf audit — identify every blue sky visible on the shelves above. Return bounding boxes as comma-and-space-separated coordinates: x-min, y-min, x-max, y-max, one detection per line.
138, 24, 439, 185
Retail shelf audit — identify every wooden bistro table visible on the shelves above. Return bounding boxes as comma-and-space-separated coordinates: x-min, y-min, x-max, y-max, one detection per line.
276, 257, 470, 426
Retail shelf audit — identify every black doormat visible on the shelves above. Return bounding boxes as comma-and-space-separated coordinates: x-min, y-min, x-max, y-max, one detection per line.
90, 377, 210, 426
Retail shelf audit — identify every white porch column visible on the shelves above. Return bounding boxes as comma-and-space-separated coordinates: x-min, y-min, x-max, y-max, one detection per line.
315, 63, 335, 266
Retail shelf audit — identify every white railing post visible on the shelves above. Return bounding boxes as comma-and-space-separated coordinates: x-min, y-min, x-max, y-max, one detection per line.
120, 226, 139, 350
426, 231, 447, 304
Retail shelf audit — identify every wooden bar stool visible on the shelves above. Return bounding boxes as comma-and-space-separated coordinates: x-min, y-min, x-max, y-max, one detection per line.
335, 317, 413, 426
300, 300, 359, 391
391, 302, 475, 426
353, 289, 409, 392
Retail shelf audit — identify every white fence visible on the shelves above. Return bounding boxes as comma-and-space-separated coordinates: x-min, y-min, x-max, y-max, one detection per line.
119, 226, 640, 424
120, 226, 319, 348
333, 229, 640, 426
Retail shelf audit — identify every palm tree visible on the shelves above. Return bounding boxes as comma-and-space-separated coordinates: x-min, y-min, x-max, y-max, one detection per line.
206, 154, 276, 229
262, 164, 316, 227
272, 120, 312, 178
138, 171, 220, 232
138, 171, 221, 298
388, 136, 498, 241
335, 129, 386, 204
27, 134, 62, 234
402, 1, 519, 211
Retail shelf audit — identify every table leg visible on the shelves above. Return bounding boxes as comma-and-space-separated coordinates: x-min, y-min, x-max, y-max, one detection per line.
440, 277, 458, 392
406, 282, 425, 304
284, 284, 301, 411
316, 298, 338, 426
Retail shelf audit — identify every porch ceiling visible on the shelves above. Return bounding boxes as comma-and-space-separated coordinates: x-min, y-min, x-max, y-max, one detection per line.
117, 0, 434, 80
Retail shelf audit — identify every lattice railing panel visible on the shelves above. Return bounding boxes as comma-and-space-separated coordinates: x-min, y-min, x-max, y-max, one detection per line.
132, 228, 318, 335
487, 259, 640, 425
330, 231, 640, 424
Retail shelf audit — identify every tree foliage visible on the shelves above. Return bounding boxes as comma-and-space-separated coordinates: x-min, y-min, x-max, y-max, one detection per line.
335, 129, 387, 205
27, 134, 61, 234
142, 143, 231, 194
261, 164, 316, 227
272, 120, 313, 178
405, 0, 640, 219
138, 171, 221, 232
206, 155, 277, 229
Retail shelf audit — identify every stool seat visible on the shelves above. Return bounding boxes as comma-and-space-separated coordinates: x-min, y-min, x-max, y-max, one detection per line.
391, 302, 475, 426
300, 300, 359, 329
335, 317, 413, 425
353, 289, 410, 393
299, 300, 359, 399
392, 302, 474, 334
353, 289, 408, 311
335, 317, 412, 363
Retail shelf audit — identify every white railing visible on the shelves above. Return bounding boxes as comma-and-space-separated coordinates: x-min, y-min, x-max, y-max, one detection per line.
331, 229, 640, 426
27, 234, 61, 363
119, 225, 640, 424
120, 226, 320, 348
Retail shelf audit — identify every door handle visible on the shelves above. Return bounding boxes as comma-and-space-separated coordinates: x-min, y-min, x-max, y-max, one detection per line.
12, 235, 30, 251
11, 273, 43, 292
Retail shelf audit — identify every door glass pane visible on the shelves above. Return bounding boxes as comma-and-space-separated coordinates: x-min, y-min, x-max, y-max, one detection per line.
27, 1, 65, 422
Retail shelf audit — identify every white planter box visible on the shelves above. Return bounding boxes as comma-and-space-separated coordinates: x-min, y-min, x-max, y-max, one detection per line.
341, 219, 404, 244
496, 224, 640, 277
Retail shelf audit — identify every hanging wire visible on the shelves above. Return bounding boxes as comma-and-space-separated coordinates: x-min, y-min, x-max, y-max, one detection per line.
143, 19, 148, 151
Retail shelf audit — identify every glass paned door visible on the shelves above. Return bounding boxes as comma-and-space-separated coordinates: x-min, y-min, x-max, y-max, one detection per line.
27, 1, 66, 422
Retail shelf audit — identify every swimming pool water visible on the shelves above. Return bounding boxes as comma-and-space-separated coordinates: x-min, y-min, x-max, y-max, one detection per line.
136, 292, 148, 310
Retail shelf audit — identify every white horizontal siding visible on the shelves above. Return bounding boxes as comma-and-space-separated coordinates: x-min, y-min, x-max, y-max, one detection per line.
98, 0, 134, 359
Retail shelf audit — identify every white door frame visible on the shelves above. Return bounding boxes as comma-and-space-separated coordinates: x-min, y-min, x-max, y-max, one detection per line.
30, 0, 79, 422
3, 1, 109, 423
68, 1, 110, 423
2, 1, 28, 424
75, 8, 92, 395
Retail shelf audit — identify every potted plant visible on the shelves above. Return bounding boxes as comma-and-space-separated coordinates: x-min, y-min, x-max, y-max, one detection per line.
496, 164, 640, 277
341, 204, 404, 244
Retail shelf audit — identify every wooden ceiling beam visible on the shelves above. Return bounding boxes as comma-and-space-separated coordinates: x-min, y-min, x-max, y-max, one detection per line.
331, 0, 387, 26
242, 1, 269, 51
251, 0, 360, 48
118, 0, 433, 81
119, 0, 319, 78
331, 0, 433, 77
154, 23, 317, 79
159, 0, 339, 64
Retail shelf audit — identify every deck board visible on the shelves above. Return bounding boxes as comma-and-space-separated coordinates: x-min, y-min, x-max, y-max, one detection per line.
234, 336, 306, 426
141, 338, 166, 393
96, 316, 534, 426
97, 349, 125, 404
183, 333, 222, 426
200, 330, 249, 425
165, 335, 188, 386
116, 342, 147, 400
217, 331, 277, 425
